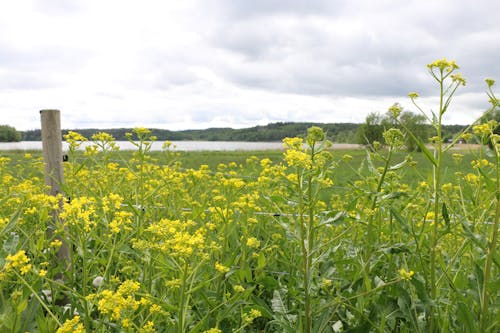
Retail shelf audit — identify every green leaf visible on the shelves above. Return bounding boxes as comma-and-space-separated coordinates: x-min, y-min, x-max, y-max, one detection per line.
478, 167, 496, 191
388, 159, 408, 171
318, 211, 347, 227
442, 202, 450, 228
16, 298, 28, 315
410, 276, 431, 307
417, 140, 436, 166
257, 252, 266, 270
390, 206, 410, 233
366, 151, 379, 175
271, 289, 289, 315
457, 302, 477, 332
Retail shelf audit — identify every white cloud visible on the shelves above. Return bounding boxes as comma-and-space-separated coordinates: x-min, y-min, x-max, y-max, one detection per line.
0, 0, 499, 131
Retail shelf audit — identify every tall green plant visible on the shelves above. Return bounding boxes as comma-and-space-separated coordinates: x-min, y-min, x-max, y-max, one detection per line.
396, 59, 499, 332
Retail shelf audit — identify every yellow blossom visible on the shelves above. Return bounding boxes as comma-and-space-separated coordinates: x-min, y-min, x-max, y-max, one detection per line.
56, 316, 84, 333
485, 78, 496, 88
321, 278, 333, 289
233, 285, 245, 292
427, 58, 459, 72
246, 237, 261, 249
215, 262, 230, 274
38, 269, 47, 277
398, 268, 415, 281
139, 321, 156, 333
242, 309, 262, 324
50, 239, 62, 249
465, 173, 479, 184
441, 183, 453, 192
4, 250, 31, 275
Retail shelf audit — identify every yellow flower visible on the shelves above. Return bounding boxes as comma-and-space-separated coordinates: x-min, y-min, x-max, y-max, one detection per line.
451, 73, 466, 86
441, 183, 453, 192
233, 285, 245, 292
427, 58, 459, 72
284, 149, 311, 169
461, 133, 473, 141
452, 153, 464, 162
4, 250, 31, 274
246, 237, 261, 249
50, 239, 63, 249
485, 78, 496, 88
342, 154, 353, 161
283, 137, 304, 150
139, 321, 156, 333
215, 262, 230, 274
388, 103, 403, 118
56, 316, 84, 333
425, 211, 435, 221
0, 217, 7, 229
242, 309, 262, 324
321, 278, 333, 289
471, 159, 492, 169
465, 173, 479, 184
398, 268, 415, 281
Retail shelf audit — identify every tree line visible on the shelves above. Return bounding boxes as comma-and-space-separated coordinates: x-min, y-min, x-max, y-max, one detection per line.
20, 122, 361, 143
11, 120, 470, 146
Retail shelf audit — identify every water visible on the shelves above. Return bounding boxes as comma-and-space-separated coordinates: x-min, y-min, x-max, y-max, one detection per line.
0, 141, 362, 151
0, 141, 286, 151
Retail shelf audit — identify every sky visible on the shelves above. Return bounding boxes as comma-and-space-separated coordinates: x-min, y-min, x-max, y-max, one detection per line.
1, 0, 499, 131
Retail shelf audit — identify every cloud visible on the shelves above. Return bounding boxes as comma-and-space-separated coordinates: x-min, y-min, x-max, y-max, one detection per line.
1, 0, 499, 131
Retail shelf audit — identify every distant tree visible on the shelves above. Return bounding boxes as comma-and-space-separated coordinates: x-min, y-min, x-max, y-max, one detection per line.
356, 112, 385, 147
356, 110, 430, 151
397, 111, 430, 152
0, 125, 21, 142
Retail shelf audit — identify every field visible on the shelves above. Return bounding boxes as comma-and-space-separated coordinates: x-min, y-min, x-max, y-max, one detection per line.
0, 127, 498, 333
1, 60, 499, 332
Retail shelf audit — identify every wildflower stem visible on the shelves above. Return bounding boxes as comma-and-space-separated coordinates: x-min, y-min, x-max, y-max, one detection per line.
14, 271, 62, 327
178, 261, 190, 333
479, 143, 500, 331
304, 143, 316, 333
429, 68, 445, 333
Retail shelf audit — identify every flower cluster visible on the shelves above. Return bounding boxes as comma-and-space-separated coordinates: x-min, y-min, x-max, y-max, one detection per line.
3, 250, 32, 275
133, 219, 206, 260
89, 280, 142, 322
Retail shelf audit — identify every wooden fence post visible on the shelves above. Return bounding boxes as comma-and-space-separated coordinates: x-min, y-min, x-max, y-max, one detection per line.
40, 109, 71, 269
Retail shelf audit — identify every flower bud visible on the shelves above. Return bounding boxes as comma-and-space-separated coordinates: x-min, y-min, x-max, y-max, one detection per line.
92, 276, 104, 288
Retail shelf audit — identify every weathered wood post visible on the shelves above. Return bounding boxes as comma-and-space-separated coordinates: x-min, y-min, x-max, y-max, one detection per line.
40, 109, 71, 268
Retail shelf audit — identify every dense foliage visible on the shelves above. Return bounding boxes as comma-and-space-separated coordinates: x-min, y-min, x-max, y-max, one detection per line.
356, 109, 432, 151
0, 125, 21, 142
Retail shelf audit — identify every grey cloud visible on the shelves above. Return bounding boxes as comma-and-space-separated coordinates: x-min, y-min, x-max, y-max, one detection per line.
204, 0, 500, 101
211, 0, 346, 18
0, 43, 92, 90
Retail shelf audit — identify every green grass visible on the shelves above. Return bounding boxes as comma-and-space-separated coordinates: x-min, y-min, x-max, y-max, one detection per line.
1, 146, 488, 187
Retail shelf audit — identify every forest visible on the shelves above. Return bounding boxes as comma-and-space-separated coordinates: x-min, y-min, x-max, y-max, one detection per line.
19, 121, 466, 143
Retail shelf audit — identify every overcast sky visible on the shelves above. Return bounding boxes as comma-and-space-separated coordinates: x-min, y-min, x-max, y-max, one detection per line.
1, 0, 499, 131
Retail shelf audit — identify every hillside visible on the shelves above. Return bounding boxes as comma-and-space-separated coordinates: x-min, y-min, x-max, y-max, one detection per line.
20, 122, 467, 143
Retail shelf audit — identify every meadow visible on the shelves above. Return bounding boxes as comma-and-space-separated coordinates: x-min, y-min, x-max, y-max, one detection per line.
0, 59, 499, 332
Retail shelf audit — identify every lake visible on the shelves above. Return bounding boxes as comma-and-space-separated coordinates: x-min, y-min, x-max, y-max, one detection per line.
0, 141, 362, 151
